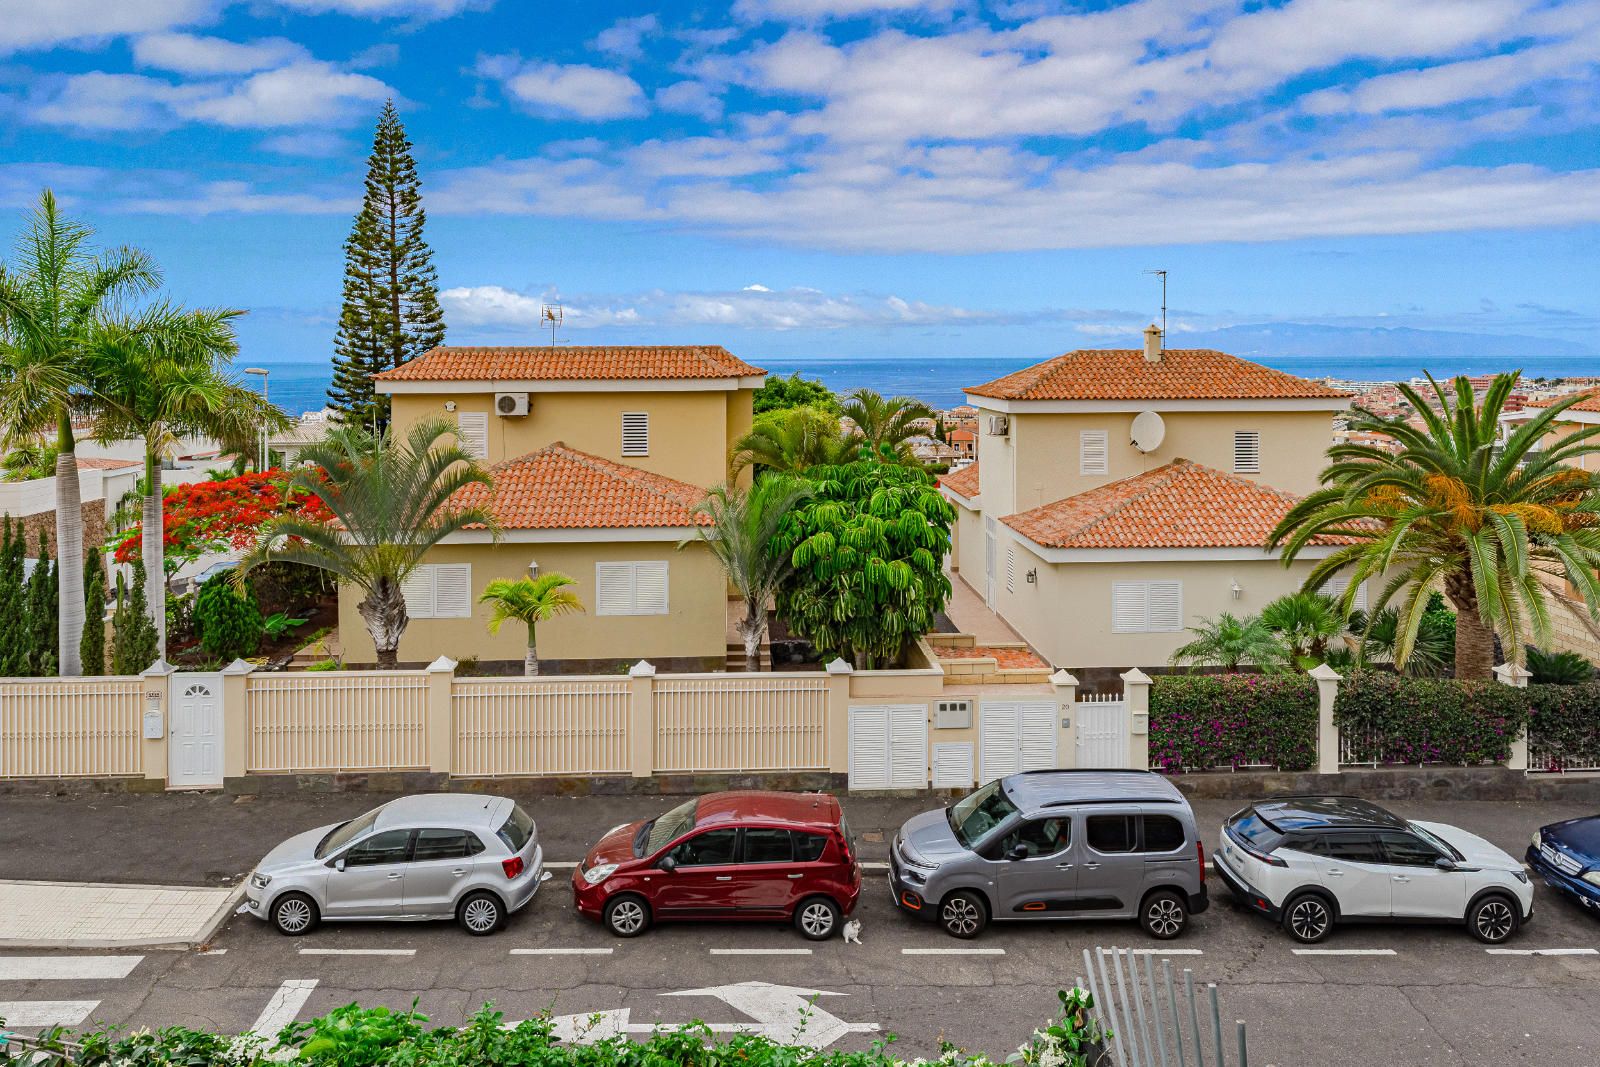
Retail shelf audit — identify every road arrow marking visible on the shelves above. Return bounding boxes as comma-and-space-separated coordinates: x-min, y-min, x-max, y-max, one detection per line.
538, 982, 877, 1050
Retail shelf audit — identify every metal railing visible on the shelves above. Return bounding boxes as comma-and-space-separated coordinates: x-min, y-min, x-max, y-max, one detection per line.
654, 674, 829, 772
245, 671, 429, 773
0, 677, 142, 779
1079, 949, 1251, 1067
452, 677, 631, 778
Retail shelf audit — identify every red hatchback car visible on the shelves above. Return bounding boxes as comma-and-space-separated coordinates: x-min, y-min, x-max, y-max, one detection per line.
573, 791, 862, 940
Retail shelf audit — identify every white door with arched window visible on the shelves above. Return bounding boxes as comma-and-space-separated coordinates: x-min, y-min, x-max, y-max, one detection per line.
169, 673, 223, 789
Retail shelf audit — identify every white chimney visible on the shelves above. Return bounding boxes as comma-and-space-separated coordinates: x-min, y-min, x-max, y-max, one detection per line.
1143, 323, 1163, 362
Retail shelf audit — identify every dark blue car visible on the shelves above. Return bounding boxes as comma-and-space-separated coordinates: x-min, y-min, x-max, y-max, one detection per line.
1527, 817, 1600, 912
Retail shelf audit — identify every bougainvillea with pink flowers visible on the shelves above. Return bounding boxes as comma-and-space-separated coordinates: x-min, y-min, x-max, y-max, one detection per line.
1149, 673, 1319, 773
1334, 670, 1529, 766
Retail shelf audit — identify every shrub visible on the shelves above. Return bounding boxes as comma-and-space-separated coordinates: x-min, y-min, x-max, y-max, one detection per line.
1527, 647, 1594, 685
1526, 682, 1600, 772
194, 576, 263, 661
1149, 674, 1319, 772
1333, 670, 1529, 766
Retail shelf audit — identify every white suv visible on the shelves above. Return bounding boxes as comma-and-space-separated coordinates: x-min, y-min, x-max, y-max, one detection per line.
1213, 796, 1532, 944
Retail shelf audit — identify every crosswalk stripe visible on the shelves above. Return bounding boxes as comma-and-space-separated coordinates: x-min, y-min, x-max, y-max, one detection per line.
248, 980, 318, 1041
0, 957, 142, 981
0, 1001, 100, 1027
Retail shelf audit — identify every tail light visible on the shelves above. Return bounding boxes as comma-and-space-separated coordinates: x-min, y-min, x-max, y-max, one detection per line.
1197, 839, 1205, 885
502, 856, 525, 879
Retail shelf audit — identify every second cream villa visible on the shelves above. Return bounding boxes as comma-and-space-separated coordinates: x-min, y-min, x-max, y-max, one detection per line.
340, 345, 765, 671
943, 326, 1357, 678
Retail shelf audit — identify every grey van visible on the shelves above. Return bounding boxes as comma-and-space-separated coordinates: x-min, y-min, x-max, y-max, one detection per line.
888, 770, 1209, 939
241, 794, 545, 936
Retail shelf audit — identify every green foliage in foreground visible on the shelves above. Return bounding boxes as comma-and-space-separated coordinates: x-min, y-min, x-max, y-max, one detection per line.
2, 991, 1108, 1067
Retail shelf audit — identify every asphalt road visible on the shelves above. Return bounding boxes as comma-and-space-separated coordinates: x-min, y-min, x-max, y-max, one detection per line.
4, 790, 1600, 1065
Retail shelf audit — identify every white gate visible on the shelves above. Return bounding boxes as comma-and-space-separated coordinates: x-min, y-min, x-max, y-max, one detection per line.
979, 700, 1057, 783
169, 672, 223, 789
848, 704, 928, 790
1076, 694, 1130, 768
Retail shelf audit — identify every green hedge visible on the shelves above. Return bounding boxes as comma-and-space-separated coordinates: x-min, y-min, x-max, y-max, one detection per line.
3, 993, 1109, 1067
1527, 681, 1600, 772
1149, 674, 1319, 773
1333, 671, 1529, 766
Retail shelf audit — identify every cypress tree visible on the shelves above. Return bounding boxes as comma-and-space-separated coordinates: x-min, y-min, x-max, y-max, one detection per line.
328, 100, 446, 431
81, 549, 106, 675
111, 559, 159, 675
0, 520, 25, 676
25, 532, 57, 676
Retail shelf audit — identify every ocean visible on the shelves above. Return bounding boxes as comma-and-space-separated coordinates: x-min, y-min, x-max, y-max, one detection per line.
246, 354, 1600, 418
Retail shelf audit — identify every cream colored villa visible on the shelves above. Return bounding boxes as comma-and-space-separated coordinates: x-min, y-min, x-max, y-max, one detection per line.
944, 327, 1356, 674
337, 345, 765, 670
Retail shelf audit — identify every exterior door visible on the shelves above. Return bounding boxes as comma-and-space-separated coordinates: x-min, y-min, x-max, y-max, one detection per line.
402, 828, 481, 916
1316, 833, 1391, 917
994, 817, 1076, 916
1076, 697, 1129, 768
1378, 831, 1465, 918
168, 673, 223, 789
326, 829, 413, 917
848, 705, 928, 789
733, 828, 799, 914
980, 701, 1057, 783
652, 828, 741, 915
1076, 814, 1147, 913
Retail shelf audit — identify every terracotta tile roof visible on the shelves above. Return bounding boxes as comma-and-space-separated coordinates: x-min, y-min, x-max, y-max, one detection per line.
73, 457, 141, 471
1002, 459, 1353, 550
939, 463, 980, 499
374, 345, 765, 383
450, 443, 709, 530
1527, 388, 1600, 413
966, 349, 1350, 401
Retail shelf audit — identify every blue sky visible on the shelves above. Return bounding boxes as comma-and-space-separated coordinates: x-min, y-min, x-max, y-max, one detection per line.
2, 0, 1598, 373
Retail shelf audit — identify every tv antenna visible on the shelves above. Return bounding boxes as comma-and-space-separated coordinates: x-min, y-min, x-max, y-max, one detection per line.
540, 303, 563, 346
1143, 269, 1167, 342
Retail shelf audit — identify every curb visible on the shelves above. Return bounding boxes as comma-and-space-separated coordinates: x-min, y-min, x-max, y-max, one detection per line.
0, 882, 245, 951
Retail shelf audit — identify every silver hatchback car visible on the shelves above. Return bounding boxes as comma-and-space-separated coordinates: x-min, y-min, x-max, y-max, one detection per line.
889, 770, 1209, 939
241, 794, 546, 936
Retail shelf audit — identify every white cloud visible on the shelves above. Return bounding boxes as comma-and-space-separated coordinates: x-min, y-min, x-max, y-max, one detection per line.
0, 0, 214, 55
117, 180, 354, 215
734, 0, 959, 21
27, 73, 204, 131
477, 55, 647, 120
270, 0, 483, 17
655, 80, 724, 121
258, 130, 350, 156
132, 32, 308, 75
594, 15, 658, 58
627, 136, 785, 178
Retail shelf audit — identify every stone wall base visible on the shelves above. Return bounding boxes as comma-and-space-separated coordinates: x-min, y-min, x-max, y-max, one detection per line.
0, 776, 162, 796
1170, 765, 1600, 803
222, 770, 848, 796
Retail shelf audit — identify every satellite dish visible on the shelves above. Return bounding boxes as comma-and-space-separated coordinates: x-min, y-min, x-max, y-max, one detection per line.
1130, 410, 1166, 453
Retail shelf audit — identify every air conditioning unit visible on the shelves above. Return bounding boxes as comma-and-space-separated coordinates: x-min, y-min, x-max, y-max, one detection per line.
935, 699, 972, 730
495, 392, 529, 417
985, 414, 1010, 437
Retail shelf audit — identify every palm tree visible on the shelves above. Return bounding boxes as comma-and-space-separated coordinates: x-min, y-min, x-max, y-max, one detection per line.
0, 190, 160, 675
236, 417, 495, 668
1270, 373, 1600, 680
85, 303, 286, 658
479, 573, 584, 676
1260, 591, 1346, 667
839, 388, 934, 461
683, 475, 813, 672
1341, 606, 1454, 677
729, 406, 856, 477
1169, 613, 1287, 672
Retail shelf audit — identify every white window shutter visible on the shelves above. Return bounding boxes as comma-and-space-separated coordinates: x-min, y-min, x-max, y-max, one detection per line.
889, 705, 929, 788
931, 743, 975, 789
979, 703, 1021, 783
402, 567, 437, 619
1080, 430, 1108, 475
595, 563, 633, 616
1112, 582, 1147, 634
456, 412, 488, 459
622, 412, 649, 456
633, 561, 669, 615
1005, 548, 1016, 594
848, 707, 890, 790
434, 564, 472, 618
1019, 703, 1058, 771
1319, 576, 1368, 612
1233, 430, 1261, 473
1148, 581, 1183, 632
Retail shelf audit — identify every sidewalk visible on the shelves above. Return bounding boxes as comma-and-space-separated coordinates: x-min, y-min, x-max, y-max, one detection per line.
0, 879, 241, 949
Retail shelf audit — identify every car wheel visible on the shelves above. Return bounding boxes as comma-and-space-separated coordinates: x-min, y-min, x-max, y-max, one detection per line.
795, 896, 841, 940
940, 890, 988, 939
1469, 894, 1519, 944
1282, 892, 1334, 944
1140, 890, 1188, 940
457, 891, 504, 936
270, 893, 319, 937
604, 894, 651, 938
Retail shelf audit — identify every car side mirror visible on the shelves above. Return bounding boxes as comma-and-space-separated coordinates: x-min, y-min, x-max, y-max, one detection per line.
658, 856, 677, 873
333, 857, 347, 873
1007, 844, 1028, 861
1434, 857, 1457, 871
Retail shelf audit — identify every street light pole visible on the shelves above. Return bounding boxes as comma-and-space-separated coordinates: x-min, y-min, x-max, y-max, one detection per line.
244, 368, 269, 471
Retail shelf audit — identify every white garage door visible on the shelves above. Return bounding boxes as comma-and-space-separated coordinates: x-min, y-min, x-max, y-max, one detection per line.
848, 705, 929, 790
979, 701, 1058, 784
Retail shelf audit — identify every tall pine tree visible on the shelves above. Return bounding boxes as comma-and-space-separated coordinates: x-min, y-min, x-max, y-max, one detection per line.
81, 548, 106, 675
328, 100, 446, 430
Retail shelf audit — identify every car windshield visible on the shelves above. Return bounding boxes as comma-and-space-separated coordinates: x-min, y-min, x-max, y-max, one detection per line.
637, 797, 699, 856
947, 780, 1019, 848
1408, 821, 1463, 861
315, 806, 382, 858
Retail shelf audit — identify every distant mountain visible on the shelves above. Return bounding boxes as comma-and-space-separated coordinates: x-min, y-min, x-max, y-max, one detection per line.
1173, 323, 1593, 359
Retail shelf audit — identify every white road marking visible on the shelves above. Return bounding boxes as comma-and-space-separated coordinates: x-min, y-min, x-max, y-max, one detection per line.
1291, 948, 1397, 956
546, 862, 578, 870
861, 862, 889, 870
296, 948, 415, 956
1098, 948, 1203, 956
200, 948, 228, 956
1486, 948, 1600, 956
901, 947, 1005, 955
0, 956, 143, 981
709, 948, 813, 956
0, 1001, 100, 1027
510, 948, 614, 955
248, 980, 319, 1042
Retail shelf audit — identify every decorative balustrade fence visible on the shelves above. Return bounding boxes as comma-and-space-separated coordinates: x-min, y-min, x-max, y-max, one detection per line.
0, 677, 143, 779
245, 671, 430, 773
452, 677, 632, 778
654, 674, 830, 773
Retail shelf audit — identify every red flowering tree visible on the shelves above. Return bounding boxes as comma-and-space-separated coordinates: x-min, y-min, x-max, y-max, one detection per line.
114, 470, 333, 573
